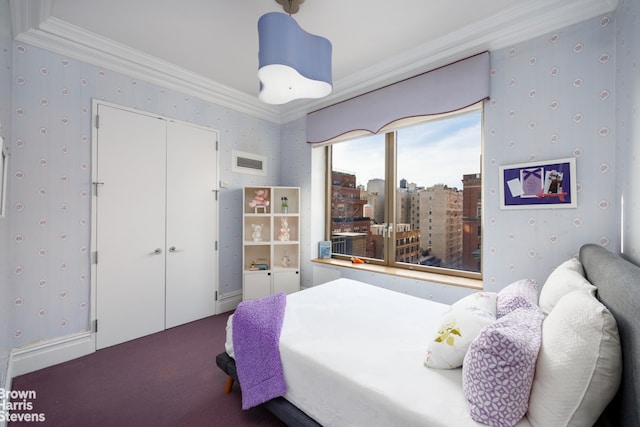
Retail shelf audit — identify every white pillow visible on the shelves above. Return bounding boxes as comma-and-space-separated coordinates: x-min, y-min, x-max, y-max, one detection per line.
560, 256, 585, 276
539, 258, 595, 314
527, 290, 622, 427
424, 292, 497, 369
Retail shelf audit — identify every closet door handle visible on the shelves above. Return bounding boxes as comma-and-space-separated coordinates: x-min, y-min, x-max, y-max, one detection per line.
169, 246, 180, 253
151, 248, 162, 255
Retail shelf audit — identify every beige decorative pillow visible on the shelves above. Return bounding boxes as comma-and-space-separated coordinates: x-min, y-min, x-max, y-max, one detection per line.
527, 290, 622, 426
539, 258, 595, 315
424, 292, 497, 369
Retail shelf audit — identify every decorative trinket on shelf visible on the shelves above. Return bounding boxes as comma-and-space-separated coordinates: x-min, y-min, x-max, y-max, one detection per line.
281, 196, 288, 213
249, 188, 270, 213
251, 223, 264, 242
281, 251, 290, 268
318, 241, 331, 259
277, 216, 290, 241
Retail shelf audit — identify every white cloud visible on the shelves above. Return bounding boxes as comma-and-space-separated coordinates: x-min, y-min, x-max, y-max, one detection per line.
333, 112, 481, 189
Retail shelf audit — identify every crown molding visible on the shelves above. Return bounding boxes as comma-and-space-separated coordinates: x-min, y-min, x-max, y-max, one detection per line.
9, 0, 52, 38
10, 0, 617, 125
278, 0, 618, 122
10, 2, 281, 123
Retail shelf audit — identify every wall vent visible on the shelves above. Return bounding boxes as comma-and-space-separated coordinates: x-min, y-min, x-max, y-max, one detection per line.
232, 150, 267, 176
237, 156, 262, 170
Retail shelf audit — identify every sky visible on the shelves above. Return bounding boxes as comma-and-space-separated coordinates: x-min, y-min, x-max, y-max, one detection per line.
332, 110, 482, 190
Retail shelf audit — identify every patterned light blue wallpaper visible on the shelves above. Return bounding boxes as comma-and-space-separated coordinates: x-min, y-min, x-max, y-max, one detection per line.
1, 0, 13, 383
617, 0, 640, 264
6, 43, 279, 349
483, 14, 618, 288
1, 2, 638, 373
284, 13, 622, 304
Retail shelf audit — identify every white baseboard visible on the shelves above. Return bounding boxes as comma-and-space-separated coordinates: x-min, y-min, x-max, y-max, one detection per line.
1, 305, 242, 426
1, 358, 12, 427
3, 358, 12, 392
8, 332, 94, 378
217, 290, 242, 314
5, 302, 239, 388
1, 333, 92, 426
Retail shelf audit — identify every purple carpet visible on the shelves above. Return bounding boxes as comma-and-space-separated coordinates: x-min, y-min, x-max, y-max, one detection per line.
9, 313, 286, 427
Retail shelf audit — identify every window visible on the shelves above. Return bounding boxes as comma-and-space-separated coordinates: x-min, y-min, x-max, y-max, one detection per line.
328, 107, 482, 278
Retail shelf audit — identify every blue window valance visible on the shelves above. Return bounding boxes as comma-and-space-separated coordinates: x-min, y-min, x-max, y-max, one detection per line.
306, 51, 490, 144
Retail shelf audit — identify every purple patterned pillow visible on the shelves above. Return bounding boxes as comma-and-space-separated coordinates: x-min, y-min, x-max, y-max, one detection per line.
462, 305, 544, 427
496, 279, 538, 318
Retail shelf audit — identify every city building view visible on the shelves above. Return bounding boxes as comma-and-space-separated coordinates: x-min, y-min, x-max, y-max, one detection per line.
330, 110, 483, 274
330, 170, 482, 273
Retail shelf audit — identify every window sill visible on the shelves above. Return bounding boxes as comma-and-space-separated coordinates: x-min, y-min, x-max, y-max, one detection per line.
311, 258, 483, 291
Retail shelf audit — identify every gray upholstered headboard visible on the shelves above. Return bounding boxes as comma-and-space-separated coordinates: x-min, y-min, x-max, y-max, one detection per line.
580, 244, 640, 427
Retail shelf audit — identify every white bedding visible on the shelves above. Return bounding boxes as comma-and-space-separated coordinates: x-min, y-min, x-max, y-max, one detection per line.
227, 278, 533, 427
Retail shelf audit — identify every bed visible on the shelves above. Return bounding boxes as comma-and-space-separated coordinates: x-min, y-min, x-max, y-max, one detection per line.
216, 243, 640, 426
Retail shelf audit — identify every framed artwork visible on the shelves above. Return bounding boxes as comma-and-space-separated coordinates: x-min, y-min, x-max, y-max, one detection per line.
318, 241, 331, 259
499, 157, 577, 209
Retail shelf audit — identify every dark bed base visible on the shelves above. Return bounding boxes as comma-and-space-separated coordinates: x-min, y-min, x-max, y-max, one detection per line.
215, 352, 321, 427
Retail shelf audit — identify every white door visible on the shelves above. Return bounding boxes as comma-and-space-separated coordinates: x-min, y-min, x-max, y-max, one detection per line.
95, 104, 167, 349
165, 121, 218, 328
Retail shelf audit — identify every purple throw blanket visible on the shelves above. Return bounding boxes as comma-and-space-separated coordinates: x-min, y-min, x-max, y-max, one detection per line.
232, 292, 287, 409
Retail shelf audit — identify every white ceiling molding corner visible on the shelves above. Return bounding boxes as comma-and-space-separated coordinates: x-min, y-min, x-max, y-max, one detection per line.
9, 0, 619, 126
9, 0, 52, 39
10, 2, 281, 123
480, 0, 619, 52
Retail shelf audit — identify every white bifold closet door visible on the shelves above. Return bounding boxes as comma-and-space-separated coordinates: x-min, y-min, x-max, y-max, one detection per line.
165, 120, 218, 328
94, 103, 217, 350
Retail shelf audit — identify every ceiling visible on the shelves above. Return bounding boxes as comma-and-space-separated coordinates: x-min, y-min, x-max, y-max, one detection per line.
10, 0, 618, 123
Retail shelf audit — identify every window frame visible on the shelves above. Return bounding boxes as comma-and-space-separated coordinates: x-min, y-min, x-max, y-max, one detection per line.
324, 106, 483, 280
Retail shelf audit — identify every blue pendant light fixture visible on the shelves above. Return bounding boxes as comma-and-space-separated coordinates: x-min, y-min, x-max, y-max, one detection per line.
258, 0, 332, 105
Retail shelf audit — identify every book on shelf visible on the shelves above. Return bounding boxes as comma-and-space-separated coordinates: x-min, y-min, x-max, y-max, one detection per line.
249, 260, 269, 271
318, 241, 331, 259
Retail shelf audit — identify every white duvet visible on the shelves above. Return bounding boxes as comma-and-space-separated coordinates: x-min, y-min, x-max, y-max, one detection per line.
227, 278, 532, 427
